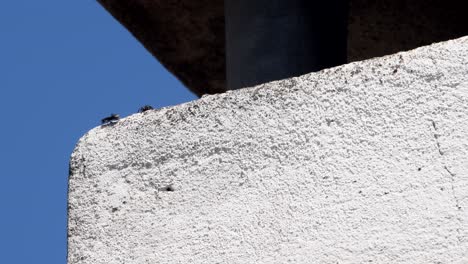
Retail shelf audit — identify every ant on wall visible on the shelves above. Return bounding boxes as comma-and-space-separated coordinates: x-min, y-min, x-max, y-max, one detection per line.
101, 114, 120, 125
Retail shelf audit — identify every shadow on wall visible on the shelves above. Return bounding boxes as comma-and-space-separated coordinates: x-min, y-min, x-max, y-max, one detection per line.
348, 0, 468, 61
97, 0, 468, 95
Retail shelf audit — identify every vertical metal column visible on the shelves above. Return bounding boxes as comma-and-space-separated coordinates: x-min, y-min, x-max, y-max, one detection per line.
225, 0, 349, 90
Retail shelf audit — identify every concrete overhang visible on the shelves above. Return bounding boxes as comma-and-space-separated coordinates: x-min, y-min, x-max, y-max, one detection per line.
97, 0, 468, 96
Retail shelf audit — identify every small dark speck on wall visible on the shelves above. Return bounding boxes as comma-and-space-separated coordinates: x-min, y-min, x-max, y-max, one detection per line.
159, 185, 175, 192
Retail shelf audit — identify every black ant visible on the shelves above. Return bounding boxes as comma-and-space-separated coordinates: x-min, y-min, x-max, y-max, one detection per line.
101, 113, 120, 125
138, 105, 153, 113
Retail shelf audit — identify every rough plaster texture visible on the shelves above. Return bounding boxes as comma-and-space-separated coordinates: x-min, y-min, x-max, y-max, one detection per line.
68, 37, 468, 263
97, 0, 468, 96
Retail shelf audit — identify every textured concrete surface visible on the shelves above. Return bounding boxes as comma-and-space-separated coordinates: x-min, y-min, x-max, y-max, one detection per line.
97, 0, 468, 96
68, 36, 468, 263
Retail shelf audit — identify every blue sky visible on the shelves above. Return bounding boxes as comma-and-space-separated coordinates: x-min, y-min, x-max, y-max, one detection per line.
0, 1, 197, 263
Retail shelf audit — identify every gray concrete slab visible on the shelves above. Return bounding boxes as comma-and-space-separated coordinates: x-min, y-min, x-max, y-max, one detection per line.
97, 0, 468, 95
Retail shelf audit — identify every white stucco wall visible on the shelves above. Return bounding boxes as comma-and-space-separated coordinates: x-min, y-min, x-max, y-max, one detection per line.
68, 36, 468, 263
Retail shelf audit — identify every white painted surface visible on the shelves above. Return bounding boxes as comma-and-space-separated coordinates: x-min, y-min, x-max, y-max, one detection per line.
68, 37, 468, 263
